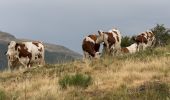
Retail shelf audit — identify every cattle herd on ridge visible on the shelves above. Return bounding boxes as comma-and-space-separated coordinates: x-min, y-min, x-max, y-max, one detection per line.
4, 27, 155, 70
82, 28, 156, 59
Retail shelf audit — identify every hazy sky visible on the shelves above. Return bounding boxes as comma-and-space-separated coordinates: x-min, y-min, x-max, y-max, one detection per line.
0, 0, 170, 54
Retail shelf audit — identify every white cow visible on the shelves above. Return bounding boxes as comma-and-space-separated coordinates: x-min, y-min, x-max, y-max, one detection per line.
134, 30, 156, 51
82, 34, 101, 59
96, 28, 122, 55
6, 41, 45, 70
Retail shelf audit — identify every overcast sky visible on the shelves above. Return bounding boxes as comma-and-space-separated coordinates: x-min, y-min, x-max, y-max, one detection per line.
0, 0, 170, 54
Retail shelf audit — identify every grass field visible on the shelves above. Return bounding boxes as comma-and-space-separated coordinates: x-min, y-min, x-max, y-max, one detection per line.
0, 46, 170, 100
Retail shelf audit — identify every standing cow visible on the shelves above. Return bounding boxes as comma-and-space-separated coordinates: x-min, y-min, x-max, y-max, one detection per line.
96, 28, 122, 56
6, 41, 45, 70
134, 30, 156, 51
82, 34, 101, 59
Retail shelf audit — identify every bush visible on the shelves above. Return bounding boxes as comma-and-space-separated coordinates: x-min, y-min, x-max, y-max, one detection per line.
152, 24, 170, 47
121, 36, 134, 47
59, 73, 92, 89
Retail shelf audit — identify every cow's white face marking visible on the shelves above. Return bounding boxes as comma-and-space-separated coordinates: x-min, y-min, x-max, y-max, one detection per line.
8, 41, 16, 49
6, 41, 18, 61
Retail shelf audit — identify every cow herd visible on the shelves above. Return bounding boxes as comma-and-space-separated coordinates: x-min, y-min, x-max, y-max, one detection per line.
82, 28, 156, 59
3, 28, 155, 70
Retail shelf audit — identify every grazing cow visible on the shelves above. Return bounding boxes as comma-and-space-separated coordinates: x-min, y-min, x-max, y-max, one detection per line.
96, 28, 122, 55
82, 34, 101, 59
121, 43, 138, 54
134, 30, 156, 51
6, 41, 45, 70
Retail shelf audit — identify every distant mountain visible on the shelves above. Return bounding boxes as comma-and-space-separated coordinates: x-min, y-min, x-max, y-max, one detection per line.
0, 31, 16, 41
0, 31, 82, 70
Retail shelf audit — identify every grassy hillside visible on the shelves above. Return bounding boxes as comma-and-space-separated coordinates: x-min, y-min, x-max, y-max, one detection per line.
0, 46, 170, 100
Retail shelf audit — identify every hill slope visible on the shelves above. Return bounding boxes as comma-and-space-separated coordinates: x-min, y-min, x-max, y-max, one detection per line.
0, 31, 82, 70
0, 46, 170, 99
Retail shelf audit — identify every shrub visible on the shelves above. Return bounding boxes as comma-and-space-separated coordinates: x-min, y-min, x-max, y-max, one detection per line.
59, 73, 92, 89
152, 24, 170, 47
121, 36, 134, 47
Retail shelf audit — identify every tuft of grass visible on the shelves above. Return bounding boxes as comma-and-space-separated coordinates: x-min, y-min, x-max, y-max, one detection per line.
128, 81, 170, 100
92, 81, 170, 100
0, 89, 8, 100
59, 73, 92, 89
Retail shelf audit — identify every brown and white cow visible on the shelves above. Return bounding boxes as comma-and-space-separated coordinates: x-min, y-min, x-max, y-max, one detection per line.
6, 41, 45, 70
134, 30, 156, 51
82, 34, 101, 59
96, 28, 122, 55
121, 43, 138, 54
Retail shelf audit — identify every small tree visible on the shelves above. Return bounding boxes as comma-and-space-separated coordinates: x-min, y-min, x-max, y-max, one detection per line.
152, 24, 170, 47
121, 36, 134, 47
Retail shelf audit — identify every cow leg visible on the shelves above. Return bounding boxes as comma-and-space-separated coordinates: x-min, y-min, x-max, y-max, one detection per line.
102, 44, 107, 56
20, 62, 27, 68
114, 43, 121, 55
143, 44, 148, 50
83, 51, 89, 60
27, 59, 32, 68
7, 60, 11, 71
103, 37, 110, 54
83, 51, 86, 60
18, 57, 29, 69
40, 59, 45, 66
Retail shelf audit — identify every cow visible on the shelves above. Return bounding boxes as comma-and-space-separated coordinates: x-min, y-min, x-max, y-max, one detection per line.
133, 30, 156, 51
96, 28, 122, 56
121, 43, 138, 54
6, 41, 45, 70
82, 34, 101, 59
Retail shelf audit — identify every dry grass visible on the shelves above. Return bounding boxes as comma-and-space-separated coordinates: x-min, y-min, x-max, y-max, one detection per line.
0, 46, 170, 100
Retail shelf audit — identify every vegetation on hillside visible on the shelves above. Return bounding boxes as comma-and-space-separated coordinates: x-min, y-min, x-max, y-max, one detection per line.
0, 44, 170, 99
152, 24, 170, 47
0, 24, 170, 99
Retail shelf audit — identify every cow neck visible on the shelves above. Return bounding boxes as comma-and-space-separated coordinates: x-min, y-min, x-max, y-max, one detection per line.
103, 33, 105, 42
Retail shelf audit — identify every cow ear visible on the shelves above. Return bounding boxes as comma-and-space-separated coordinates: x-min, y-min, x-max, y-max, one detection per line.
98, 30, 103, 36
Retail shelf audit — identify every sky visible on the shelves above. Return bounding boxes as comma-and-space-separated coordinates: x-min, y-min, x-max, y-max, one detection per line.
0, 0, 170, 54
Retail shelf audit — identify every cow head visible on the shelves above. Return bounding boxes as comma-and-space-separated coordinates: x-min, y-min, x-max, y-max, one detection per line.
6, 41, 18, 61
96, 30, 105, 44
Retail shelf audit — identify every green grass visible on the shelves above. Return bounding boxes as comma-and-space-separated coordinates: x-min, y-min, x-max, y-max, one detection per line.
91, 81, 170, 100
0, 89, 8, 100
59, 73, 92, 89
0, 45, 170, 100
